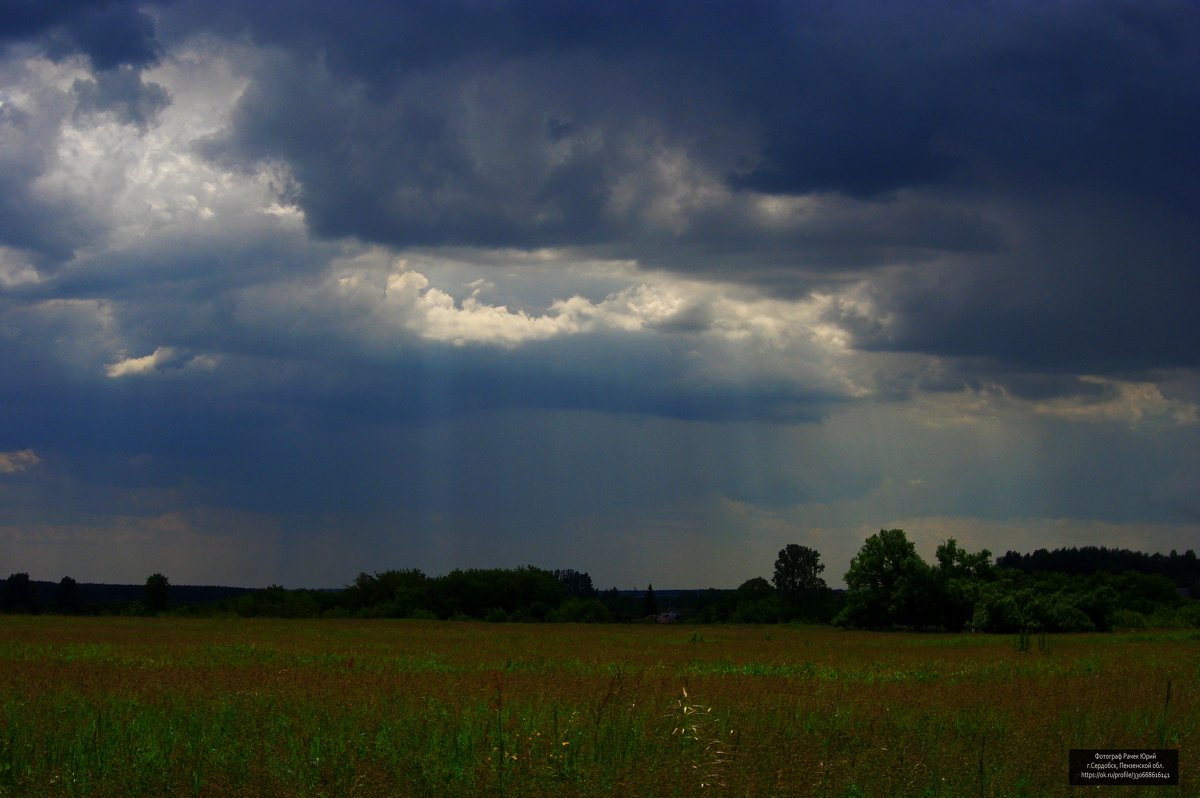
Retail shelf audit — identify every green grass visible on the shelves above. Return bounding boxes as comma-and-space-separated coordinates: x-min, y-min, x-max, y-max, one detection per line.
0, 617, 1194, 796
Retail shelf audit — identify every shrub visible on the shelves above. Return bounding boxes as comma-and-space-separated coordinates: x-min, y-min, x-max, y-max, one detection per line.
1111, 609, 1148, 629
549, 597, 611, 623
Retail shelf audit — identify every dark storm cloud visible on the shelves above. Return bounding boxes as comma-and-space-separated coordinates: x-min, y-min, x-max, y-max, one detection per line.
151, 0, 1200, 383
738, 1, 1200, 202
0, 0, 1193, 392
167, 0, 793, 249
181, 1, 1198, 209
761, 0, 1200, 378
837, 195, 1200, 375
196, 32, 741, 250
0, 0, 163, 70
159, 0, 776, 81
202, 53, 614, 248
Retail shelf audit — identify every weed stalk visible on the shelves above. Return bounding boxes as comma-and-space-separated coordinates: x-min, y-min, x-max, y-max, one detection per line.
1158, 679, 1172, 747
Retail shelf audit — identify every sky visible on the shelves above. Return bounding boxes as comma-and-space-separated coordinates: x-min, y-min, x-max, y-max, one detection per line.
1, 0, 1198, 590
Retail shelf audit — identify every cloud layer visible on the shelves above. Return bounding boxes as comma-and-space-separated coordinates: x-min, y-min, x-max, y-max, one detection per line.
1, 1, 1197, 587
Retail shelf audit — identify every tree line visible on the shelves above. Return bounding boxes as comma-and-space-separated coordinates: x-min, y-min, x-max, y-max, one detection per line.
997, 546, 1200, 592
834, 531, 1199, 632
4, 536, 1197, 630
0, 572, 244, 616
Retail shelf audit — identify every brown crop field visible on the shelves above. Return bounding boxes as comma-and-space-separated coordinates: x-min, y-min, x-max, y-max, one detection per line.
0, 617, 1194, 797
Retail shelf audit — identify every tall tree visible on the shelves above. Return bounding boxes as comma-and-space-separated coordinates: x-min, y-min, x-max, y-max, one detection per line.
553, 569, 597, 598
54, 576, 83, 615
144, 573, 170, 614
2, 573, 37, 614
731, 577, 782, 623
772, 544, 827, 600
836, 529, 933, 628
643, 584, 659, 617
932, 539, 994, 631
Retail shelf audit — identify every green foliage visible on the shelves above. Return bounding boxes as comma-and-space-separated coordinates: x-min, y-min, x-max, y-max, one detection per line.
997, 546, 1200, 589
836, 533, 1191, 633
549, 597, 612, 623
969, 580, 1030, 632
772, 544, 827, 598
236, 585, 321, 618
143, 573, 169, 615
836, 529, 933, 628
517, 600, 551, 622
735, 577, 774, 601
729, 596, 782, 624
722, 578, 780, 623
1071, 584, 1117, 631
1111, 608, 1149, 629
1, 573, 38, 614
431, 566, 564, 619
484, 607, 510, 623
1177, 601, 1200, 628
773, 544, 841, 622
9, 540, 1193, 630
553, 569, 597, 598
345, 569, 429, 617
1031, 595, 1096, 632
53, 577, 82, 615
931, 539, 995, 631
935, 540, 994, 581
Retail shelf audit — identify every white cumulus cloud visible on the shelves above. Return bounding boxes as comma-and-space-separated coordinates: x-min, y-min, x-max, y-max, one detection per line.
384, 268, 577, 347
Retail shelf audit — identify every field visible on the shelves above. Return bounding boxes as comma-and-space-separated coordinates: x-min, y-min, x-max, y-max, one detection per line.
0, 618, 1194, 797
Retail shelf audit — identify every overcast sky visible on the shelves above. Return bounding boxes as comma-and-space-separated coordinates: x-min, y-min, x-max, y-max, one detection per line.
1, 0, 1198, 589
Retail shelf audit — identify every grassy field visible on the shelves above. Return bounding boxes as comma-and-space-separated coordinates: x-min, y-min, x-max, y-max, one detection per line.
0, 617, 1194, 797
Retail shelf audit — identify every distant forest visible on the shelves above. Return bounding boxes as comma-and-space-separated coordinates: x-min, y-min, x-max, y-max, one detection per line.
3, 540, 1198, 632
997, 546, 1200, 586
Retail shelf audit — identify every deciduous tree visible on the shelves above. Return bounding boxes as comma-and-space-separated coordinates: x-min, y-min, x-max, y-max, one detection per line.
836, 529, 932, 628
55, 576, 82, 615
2, 573, 37, 614
144, 573, 169, 614
772, 544, 827, 600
